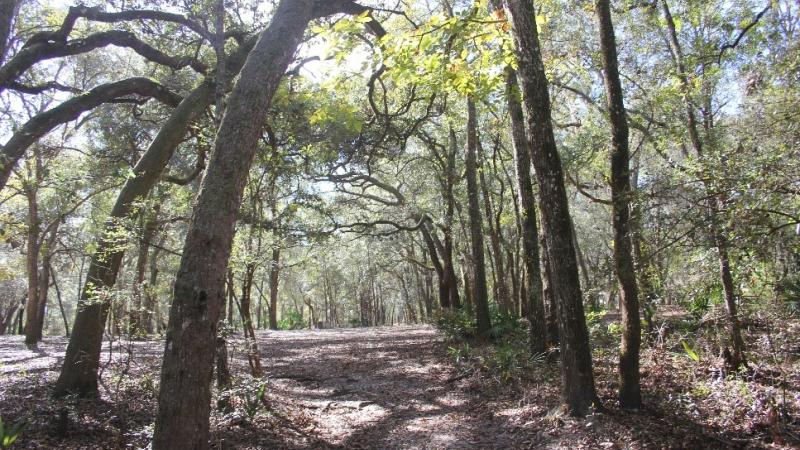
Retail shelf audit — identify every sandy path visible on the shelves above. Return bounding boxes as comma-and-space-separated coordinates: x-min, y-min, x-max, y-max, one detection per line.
0, 325, 755, 449
255, 325, 516, 449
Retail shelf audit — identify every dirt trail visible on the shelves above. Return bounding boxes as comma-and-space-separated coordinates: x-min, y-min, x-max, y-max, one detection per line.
0, 324, 745, 449
253, 325, 519, 449
0, 326, 531, 449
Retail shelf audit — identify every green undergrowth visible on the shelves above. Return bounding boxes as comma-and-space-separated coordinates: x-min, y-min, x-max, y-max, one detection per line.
433, 307, 548, 383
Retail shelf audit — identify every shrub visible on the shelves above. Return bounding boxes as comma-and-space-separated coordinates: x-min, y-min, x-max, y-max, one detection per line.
776, 275, 800, 312
243, 383, 267, 419
484, 342, 528, 382
488, 308, 525, 340
584, 309, 628, 349
278, 310, 307, 330
447, 343, 473, 364
432, 309, 476, 341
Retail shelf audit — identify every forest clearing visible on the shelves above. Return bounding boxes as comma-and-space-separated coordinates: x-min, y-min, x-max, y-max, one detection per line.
0, 0, 798, 448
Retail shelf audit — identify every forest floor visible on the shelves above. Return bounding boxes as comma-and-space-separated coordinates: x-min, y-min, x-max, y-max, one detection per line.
1, 317, 799, 449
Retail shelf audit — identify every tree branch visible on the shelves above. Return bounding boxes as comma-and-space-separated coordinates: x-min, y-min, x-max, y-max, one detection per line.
26, 5, 211, 45
1, 29, 206, 90
162, 145, 207, 185
6, 80, 82, 94
718, 5, 771, 63
0, 77, 182, 191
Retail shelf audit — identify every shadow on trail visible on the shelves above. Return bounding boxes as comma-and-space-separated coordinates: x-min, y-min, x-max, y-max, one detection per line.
255, 326, 522, 449
253, 326, 742, 449
0, 325, 760, 449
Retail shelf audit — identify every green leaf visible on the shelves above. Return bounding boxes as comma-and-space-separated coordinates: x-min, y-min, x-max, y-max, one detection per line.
354, 11, 372, 24
681, 340, 700, 362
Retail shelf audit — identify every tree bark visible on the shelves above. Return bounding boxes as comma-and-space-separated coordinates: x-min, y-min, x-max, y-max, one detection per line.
444, 130, 462, 309
151, 1, 363, 447
505, 66, 546, 353
0, 0, 18, 63
144, 236, 163, 334
596, 0, 641, 408
53, 80, 214, 398
464, 98, 492, 336
420, 220, 450, 308
506, 0, 600, 415
23, 159, 40, 348
539, 231, 558, 346
479, 160, 511, 316
268, 246, 281, 330
240, 263, 263, 377
130, 205, 160, 337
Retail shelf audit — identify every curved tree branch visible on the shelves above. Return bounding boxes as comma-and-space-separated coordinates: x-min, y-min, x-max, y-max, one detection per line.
162, 144, 207, 185
1, 29, 207, 91
0, 77, 182, 191
26, 5, 211, 45
718, 4, 771, 63
6, 80, 82, 94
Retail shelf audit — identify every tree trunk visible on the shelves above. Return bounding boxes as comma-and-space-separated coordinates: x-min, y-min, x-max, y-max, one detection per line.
53, 81, 215, 397
423, 251, 434, 316
22, 152, 55, 346
506, 0, 599, 415
240, 263, 263, 377
508, 246, 520, 316
53, 23, 270, 395
504, 66, 546, 353
660, 0, 746, 370
464, 98, 492, 336
151, 1, 346, 446
714, 209, 747, 370
571, 218, 591, 299
444, 130, 462, 310
596, 0, 641, 408
1, 302, 17, 334
130, 206, 160, 337
212, 0, 232, 408
15, 299, 24, 334
420, 221, 450, 309
23, 165, 40, 347
34, 229, 57, 341
480, 161, 511, 316
460, 254, 474, 315
268, 246, 281, 330
145, 238, 163, 334
399, 274, 416, 323
51, 265, 70, 336
0, 0, 19, 64
215, 273, 232, 411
